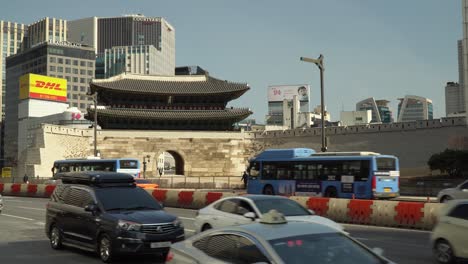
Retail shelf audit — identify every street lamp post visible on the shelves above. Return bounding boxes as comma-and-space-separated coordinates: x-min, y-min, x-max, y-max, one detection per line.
143, 155, 151, 179
300, 54, 327, 152
87, 89, 98, 157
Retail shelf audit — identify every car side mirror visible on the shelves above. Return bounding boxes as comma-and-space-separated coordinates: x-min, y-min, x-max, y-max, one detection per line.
372, 247, 384, 256
308, 209, 316, 215
243, 212, 256, 221
84, 203, 98, 213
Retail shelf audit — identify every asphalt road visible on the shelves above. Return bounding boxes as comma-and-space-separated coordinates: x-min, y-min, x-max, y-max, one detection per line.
0, 196, 436, 264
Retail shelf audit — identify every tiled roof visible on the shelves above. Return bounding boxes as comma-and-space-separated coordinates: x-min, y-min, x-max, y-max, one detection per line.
87, 108, 252, 121
90, 74, 249, 97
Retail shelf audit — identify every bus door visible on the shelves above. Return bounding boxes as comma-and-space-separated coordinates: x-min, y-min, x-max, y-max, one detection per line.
372, 157, 399, 198
246, 161, 261, 193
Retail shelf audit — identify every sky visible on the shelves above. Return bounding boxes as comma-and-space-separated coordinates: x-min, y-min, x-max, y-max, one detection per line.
0, 0, 462, 122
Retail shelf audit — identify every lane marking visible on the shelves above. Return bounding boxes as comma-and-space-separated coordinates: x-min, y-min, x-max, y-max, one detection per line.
14, 206, 45, 211
0, 213, 35, 221
353, 237, 371, 241
185, 229, 195, 233
343, 223, 432, 234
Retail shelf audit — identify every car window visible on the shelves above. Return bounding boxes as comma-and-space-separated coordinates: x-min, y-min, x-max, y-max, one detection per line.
95, 187, 162, 211
254, 198, 311, 216
51, 185, 68, 203
237, 200, 255, 215
237, 236, 270, 264
199, 234, 270, 264
202, 234, 238, 262
64, 188, 91, 208
216, 199, 239, 214
448, 204, 468, 220
269, 233, 384, 264
459, 181, 468, 190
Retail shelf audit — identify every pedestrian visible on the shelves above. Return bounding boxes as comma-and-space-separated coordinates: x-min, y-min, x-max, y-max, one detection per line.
23, 174, 29, 184
241, 171, 248, 189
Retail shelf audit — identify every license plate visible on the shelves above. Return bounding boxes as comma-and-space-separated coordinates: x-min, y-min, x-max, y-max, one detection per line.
384, 188, 391, 193
150, 241, 171, 248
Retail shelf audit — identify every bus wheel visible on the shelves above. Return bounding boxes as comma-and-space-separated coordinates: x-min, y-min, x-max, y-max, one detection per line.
324, 187, 337, 198
263, 185, 275, 195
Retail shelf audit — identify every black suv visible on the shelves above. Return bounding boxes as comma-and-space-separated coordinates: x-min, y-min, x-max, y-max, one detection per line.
45, 171, 184, 262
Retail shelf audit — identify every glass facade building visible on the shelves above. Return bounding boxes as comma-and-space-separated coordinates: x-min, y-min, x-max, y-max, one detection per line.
397, 95, 433, 122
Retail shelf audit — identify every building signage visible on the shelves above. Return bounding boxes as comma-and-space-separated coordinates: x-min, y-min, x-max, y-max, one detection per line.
19, 73, 67, 102
267, 84, 310, 102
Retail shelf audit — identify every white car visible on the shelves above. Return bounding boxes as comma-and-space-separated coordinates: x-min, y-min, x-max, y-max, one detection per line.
437, 180, 468, 203
431, 199, 468, 264
169, 210, 393, 264
194, 195, 343, 233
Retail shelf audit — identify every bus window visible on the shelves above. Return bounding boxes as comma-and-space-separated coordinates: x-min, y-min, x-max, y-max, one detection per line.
376, 158, 396, 171
120, 160, 138, 169
293, 163, 307, 180
276, 162, 293, 180
306, 163, 318, 180
248, 162, 260, 177
262, 163, 277, 180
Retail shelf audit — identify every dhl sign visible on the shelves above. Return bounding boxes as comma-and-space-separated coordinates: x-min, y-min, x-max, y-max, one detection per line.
19, 74, 67, 102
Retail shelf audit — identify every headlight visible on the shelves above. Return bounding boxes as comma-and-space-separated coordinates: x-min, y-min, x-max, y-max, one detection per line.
117, 220, 141, 231
173, 218, 183, 228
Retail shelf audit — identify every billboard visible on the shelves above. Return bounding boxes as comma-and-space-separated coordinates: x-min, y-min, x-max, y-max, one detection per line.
268, 84, 310, 102
19, 74, 67, 102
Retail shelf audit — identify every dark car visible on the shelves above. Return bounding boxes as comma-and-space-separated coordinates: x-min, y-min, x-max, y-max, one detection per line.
45, 171, 184, 263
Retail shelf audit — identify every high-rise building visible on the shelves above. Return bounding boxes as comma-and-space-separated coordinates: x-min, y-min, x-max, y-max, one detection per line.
397, 95, 433, 122
456, 40, 466, 113
356, 97, 393, 123
4, 42, 95, 166
1, 21, 27, 118
26, 17, 67, 49
102, 45, 173, 78
445, 82, 464, 116
463, 0, 468, 122
67, 17, 98, 53
69, 15, 176, 77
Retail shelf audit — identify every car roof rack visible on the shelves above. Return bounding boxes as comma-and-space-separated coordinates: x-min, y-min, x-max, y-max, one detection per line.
57, 171, 135, 187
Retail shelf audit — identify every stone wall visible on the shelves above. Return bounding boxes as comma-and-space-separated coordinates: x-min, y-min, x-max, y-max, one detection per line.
246, 117, 468, 176
16, 117, 468, 179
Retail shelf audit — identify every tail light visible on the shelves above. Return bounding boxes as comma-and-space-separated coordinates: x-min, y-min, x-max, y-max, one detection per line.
372, 176, 376, 191
166, 251, 174, 262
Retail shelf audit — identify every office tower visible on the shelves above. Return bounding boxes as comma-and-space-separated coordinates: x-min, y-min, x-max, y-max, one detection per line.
26, 17, 67, 49
69, 15, 175, 77
356, 97, 393, 123
397, 95, 433, 122
0, 21, 27, 117
102, 45, 173, 78
4, 42, 95, 165
445, 82, 463, 116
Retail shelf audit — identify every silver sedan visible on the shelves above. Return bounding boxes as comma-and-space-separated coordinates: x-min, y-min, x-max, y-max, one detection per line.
437, 180, 468, 203
167, 210, 394, 264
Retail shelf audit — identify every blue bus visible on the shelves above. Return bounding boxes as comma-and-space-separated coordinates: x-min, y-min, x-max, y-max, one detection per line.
246, 148, 399, 199
52, 158, 141, 178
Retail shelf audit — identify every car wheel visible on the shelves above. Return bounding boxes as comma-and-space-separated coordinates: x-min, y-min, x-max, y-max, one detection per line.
324, 187, 338, 198
262, 185, 274, 195
50, 225, 63, 250
440, 196, 453, 203
99, 234, 114, 263
434, 239, 455, 264
201, 224, 212, 232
